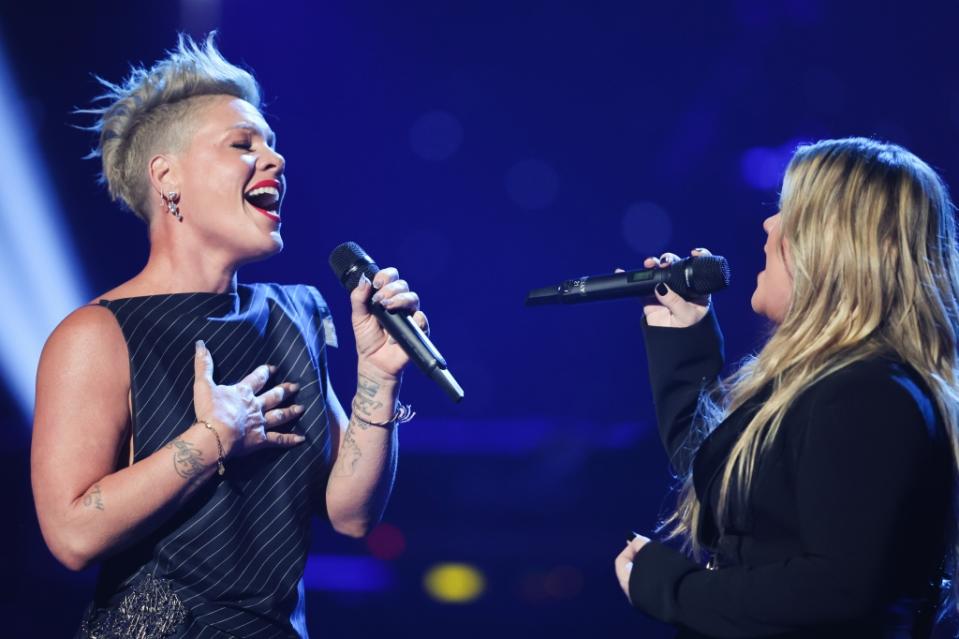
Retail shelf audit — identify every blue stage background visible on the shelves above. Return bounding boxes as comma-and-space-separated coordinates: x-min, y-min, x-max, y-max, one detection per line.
2, 1, 959, 636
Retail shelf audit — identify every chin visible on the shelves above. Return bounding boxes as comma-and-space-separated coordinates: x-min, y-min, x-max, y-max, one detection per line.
235, 234, 283, 266
750, 288, 762, 315
257, 233, 284, 259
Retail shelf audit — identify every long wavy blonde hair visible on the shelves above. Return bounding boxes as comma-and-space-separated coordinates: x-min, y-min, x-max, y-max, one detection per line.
663, 138, 959, 561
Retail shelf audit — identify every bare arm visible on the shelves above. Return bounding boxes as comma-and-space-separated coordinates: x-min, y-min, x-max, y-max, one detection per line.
31, 306, 303, 571
325, 369, 399, 537
323, 267, 428, 537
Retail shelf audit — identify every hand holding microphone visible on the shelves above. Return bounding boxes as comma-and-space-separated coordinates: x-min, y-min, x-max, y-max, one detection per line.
525, 248, 729, 328
642, 248, 715, 328
330, 242, 464, 403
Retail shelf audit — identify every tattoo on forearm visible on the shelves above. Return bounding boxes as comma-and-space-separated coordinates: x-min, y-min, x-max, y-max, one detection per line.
353, 394, 384, 417
82, 483, 104, 511
333, 420, 363, 477
167, 437, 205, 479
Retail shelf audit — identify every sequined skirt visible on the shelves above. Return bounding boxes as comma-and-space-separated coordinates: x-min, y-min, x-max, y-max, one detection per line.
76, 572, 188, 639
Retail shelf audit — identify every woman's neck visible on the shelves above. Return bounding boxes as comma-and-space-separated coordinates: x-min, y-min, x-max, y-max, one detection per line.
132, 225, 240, 295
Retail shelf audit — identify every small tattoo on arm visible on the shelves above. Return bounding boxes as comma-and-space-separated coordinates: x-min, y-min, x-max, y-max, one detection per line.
167, 437, 205, 479
353, 394, 384, 418
332, 419, 363, 477
82, 484, 104, 511
354, 374, 384, 418
357, 373, 380, 399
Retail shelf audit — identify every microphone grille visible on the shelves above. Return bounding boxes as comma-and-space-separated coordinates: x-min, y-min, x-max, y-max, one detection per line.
687, 255, 731, 294
329, 242, 379, 290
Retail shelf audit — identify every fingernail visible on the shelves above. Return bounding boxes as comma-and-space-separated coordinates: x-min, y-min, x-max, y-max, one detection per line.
372, 278, 383, 290
289, 383, 300, 392
268, 365, 278, 374
293, 404, 305, 414
656, 283, 668, 296
195, 340, 205, 352
359, 274, 371, 290
294, 434, 306, 443
381, 297, 395, 307
371, 292, 383, 303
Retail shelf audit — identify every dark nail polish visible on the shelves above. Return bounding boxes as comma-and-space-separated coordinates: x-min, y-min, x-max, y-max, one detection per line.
656, 283, 668, 296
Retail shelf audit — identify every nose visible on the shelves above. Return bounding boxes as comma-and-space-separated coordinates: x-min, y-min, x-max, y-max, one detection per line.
259, 147, 285, 177
762, 212, 780, 233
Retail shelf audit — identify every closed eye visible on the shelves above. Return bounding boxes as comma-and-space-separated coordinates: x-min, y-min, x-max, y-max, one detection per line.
231, 141, 253, 151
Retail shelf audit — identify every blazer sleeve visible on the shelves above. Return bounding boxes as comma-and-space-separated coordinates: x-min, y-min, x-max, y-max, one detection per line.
628, 369, 936, 637
641, 307, 725, 476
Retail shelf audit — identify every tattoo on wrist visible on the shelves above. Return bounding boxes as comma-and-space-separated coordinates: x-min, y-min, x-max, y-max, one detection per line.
354, 373, 384, 418
357, 372, 380, 396
82, 483, 104, 511
167, 437, 206, 479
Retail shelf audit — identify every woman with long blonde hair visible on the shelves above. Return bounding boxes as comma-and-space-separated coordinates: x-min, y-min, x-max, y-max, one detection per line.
614, 137, 959, 637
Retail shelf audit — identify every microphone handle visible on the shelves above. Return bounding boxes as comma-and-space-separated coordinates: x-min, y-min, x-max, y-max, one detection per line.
568, 269, 668, 302
526, 267, 681, 305
368, 302, 465, 403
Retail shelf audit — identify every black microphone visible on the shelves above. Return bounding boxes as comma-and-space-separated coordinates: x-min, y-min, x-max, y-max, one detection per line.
329, 242, 465, 403
525, 255, 731, 306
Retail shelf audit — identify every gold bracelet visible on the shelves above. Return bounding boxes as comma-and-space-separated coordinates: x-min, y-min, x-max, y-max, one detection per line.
196, 420, 226, 476
350, 401, 415, 428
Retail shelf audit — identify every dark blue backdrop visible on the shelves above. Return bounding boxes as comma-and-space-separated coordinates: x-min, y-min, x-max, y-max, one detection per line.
2, 1, 958, 636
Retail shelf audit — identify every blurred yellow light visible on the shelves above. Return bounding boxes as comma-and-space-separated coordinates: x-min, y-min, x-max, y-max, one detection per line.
423, 563, 485, 603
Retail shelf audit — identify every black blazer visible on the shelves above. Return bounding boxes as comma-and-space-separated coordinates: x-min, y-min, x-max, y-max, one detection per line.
629, 309, 952, 638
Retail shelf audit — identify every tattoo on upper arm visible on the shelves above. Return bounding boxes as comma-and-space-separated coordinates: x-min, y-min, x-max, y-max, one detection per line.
167, 437, 205, 479
354, 373, 384, 418
82, 484, 104, 511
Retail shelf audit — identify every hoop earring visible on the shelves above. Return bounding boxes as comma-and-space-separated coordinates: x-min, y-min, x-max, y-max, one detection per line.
163, 191, 183, 222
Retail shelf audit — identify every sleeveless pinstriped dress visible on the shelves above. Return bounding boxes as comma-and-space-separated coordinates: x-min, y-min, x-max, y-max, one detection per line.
78, 283, 336, 639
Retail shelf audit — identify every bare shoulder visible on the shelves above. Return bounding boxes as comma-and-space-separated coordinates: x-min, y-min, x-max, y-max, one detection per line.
36, 304, 130, 417
42, 304, 127, 371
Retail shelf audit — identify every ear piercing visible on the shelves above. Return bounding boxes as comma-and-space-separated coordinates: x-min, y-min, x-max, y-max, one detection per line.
163, 191, 182, 222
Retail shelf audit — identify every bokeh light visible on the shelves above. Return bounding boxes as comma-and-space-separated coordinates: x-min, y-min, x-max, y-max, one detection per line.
543, 565, 583, 600
303, 554, 393, 592
518, 566, 584, 603
423, 562, 486, 604
366, 522, 406, 561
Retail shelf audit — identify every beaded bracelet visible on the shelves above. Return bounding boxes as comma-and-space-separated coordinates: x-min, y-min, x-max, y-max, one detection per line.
196, 419, 226, 476
350, 400, 416, 428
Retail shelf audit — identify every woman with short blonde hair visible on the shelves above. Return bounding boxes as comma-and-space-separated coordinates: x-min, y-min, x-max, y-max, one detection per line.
32, 34, 430, 637
616, 138, 958, 637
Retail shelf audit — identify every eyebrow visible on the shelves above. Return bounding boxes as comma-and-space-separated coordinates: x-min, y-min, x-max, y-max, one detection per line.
228, 122, 276, 146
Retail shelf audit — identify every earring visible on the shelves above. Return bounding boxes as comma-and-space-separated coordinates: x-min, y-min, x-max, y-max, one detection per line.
163, 191, 183, 222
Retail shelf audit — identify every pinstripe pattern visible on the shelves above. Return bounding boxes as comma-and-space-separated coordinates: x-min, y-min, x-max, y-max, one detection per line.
93, 283, 334, 638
